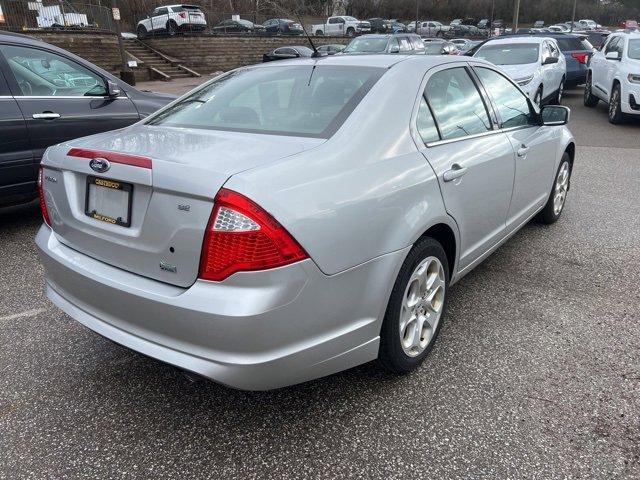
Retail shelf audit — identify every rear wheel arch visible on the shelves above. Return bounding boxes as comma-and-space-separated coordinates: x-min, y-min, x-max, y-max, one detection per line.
418, 223, 457, 279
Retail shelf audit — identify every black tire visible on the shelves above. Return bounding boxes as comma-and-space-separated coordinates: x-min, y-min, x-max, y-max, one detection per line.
551, 76, 564, 105
378, 237, 450, 374
583, 72, 599, 107
315, 30, 324, 36
536, 152, 572, 224
608, 83, 624, 124
136, 25, 147, 40
346, 27, 355, 37
166, 20, 178, 36
534, 86, 543, 107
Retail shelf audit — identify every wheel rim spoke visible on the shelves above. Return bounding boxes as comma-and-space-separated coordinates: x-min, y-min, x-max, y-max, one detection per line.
398, 256, 446, 357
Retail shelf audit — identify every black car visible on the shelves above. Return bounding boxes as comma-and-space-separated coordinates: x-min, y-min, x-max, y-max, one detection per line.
212, 19, 266, 34
262, 18, 304, 35
317, 44, 346, 55
262, 46, 313, 62
0, 32, 175, 207
367, 18, 391, 33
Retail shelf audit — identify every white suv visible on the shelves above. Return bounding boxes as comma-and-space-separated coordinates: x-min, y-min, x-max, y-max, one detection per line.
136, 4, 207, 38
473, 37, 567, 106
584, 31, 640, 123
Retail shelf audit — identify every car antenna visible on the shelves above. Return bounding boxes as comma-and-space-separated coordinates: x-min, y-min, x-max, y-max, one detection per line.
294, 11, 322, 58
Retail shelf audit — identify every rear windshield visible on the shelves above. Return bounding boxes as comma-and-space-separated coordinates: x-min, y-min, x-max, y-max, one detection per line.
424, 43, 444, 54
555, 37, 593, 51
630, 39, 640, 60
146, 65, 383, 138
475, 43, 539, 65
172, 5, 201, 12
344, 37, 389, 53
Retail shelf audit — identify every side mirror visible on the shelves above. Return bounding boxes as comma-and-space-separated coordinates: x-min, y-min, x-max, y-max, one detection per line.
542, 56, 559, 65
605, 51, 620, 60
389, 45, 400, 53
107, 80, 121, 98
541, 105, 570, 125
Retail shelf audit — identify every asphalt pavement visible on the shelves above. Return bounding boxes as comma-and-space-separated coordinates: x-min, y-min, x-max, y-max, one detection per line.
1, 87, 639, 479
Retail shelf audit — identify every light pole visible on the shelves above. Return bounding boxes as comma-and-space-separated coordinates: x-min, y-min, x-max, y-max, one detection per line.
512, 0, 520, 32
489, 0, 494, 37
415, 0, 419, 34
570, 0, 577, 32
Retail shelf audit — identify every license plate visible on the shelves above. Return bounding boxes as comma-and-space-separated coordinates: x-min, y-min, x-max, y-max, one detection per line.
85, 176, 133, 227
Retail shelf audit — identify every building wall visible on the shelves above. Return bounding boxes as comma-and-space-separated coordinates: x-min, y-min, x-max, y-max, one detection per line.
146, 35, 351, 73
27, 31, 122, 74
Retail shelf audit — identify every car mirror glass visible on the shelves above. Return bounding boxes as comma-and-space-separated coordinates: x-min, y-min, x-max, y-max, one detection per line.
543, 56, 559, 65
605, 51, 620, 60
541, 105, 570, 125
107, 80, 121, 98
389, 45, 400, 53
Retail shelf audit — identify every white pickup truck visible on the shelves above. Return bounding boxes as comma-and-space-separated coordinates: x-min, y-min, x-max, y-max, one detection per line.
312, 16, 371, 37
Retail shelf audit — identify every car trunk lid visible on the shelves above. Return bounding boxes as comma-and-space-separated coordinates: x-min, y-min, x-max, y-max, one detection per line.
41, 125, 323, 287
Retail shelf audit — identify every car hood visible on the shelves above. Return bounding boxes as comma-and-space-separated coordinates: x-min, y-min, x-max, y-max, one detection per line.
498, 62, 539, 81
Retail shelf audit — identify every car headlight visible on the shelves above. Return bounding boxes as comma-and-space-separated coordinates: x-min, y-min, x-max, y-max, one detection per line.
515, 75, 534, 86
628, 74, 640, 84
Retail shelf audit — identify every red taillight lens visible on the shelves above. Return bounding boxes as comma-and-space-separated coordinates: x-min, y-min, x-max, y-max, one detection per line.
572, 52, 589, 64
37, 167, 51, 227
199, 189, 308, 281
179, 12, 187, 18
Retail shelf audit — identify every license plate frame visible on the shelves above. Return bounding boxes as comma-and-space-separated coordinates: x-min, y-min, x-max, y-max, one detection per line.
84, 176, 133, 227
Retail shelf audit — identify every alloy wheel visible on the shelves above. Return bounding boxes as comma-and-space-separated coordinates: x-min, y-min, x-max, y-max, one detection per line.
399, 256, 446, 357
553, 161, 570, 215
609, 88, 620, 120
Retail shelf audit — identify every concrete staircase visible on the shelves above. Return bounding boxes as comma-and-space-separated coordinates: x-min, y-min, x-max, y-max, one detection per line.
123, 38, 200, 82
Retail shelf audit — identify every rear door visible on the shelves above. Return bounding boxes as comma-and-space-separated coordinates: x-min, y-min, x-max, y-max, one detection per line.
151, 7, 169, 31
416, 64, 516, 271
0, 43, 140, 162
473, 66, 557, 230
0, 59, 34, 203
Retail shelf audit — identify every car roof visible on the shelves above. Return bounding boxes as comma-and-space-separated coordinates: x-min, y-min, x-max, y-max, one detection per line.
481, 36, 551, 45
252, 54, 478, 70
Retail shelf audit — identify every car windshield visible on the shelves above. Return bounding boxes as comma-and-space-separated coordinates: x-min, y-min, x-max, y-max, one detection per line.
628, 39, 640, 59
555, 37, 593, 51
238, 20, 253, 26
475, 43, 540, 65
344, 37, 389, 53
146, 65, 383, 138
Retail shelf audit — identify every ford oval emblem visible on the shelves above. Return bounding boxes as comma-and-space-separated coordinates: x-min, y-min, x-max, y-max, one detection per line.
89, 157, 110, 173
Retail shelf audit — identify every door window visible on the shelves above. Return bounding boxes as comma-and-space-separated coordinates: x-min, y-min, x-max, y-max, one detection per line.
157, 7, 168, 16
1, 45, 107, 97
605, 36, 620, 54
398, 37, 412, 52
425, 67, 492, 140
475, 67, 537, 129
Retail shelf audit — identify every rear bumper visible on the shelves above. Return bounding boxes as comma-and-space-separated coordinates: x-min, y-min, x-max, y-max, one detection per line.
37, 226, 406, 390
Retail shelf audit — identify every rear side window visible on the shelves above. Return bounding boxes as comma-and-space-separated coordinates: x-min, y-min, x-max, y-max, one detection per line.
555, 37, 593, 51
147, 65, 383, 138
425, 67, 492, 140
416, 97, 439, 143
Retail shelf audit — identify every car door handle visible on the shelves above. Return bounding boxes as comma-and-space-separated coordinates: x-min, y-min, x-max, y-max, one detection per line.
517, 145, 530, 157
32, 112, 61, 120
443, 164, 468, 182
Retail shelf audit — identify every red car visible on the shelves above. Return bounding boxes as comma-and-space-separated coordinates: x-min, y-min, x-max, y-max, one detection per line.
619, 20, 638, 29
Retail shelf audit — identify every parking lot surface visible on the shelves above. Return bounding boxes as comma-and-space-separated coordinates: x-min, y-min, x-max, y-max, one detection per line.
1, 88, 639, 479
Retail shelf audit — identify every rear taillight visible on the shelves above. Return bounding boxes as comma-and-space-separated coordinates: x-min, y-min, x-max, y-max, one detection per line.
178, 12, 187, 18
37, 167, 51, 227
571, 52, 589, 64
199, 189, 308, 281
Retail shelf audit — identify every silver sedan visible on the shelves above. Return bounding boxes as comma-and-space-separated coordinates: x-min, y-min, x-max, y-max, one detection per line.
36, 55, 575, 390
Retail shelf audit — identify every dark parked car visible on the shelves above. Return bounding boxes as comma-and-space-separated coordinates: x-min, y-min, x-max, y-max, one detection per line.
423, 39, 459, 55
0, 32, 175, 207
367, 18, 392, 33
390, 21, 407, 33
262, 18, 304, 35
212, 19, 266, 34
317, 44, 346, 55
343, 34, 424, 54
262, 45, 313, 62
585, 30, 610, 50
